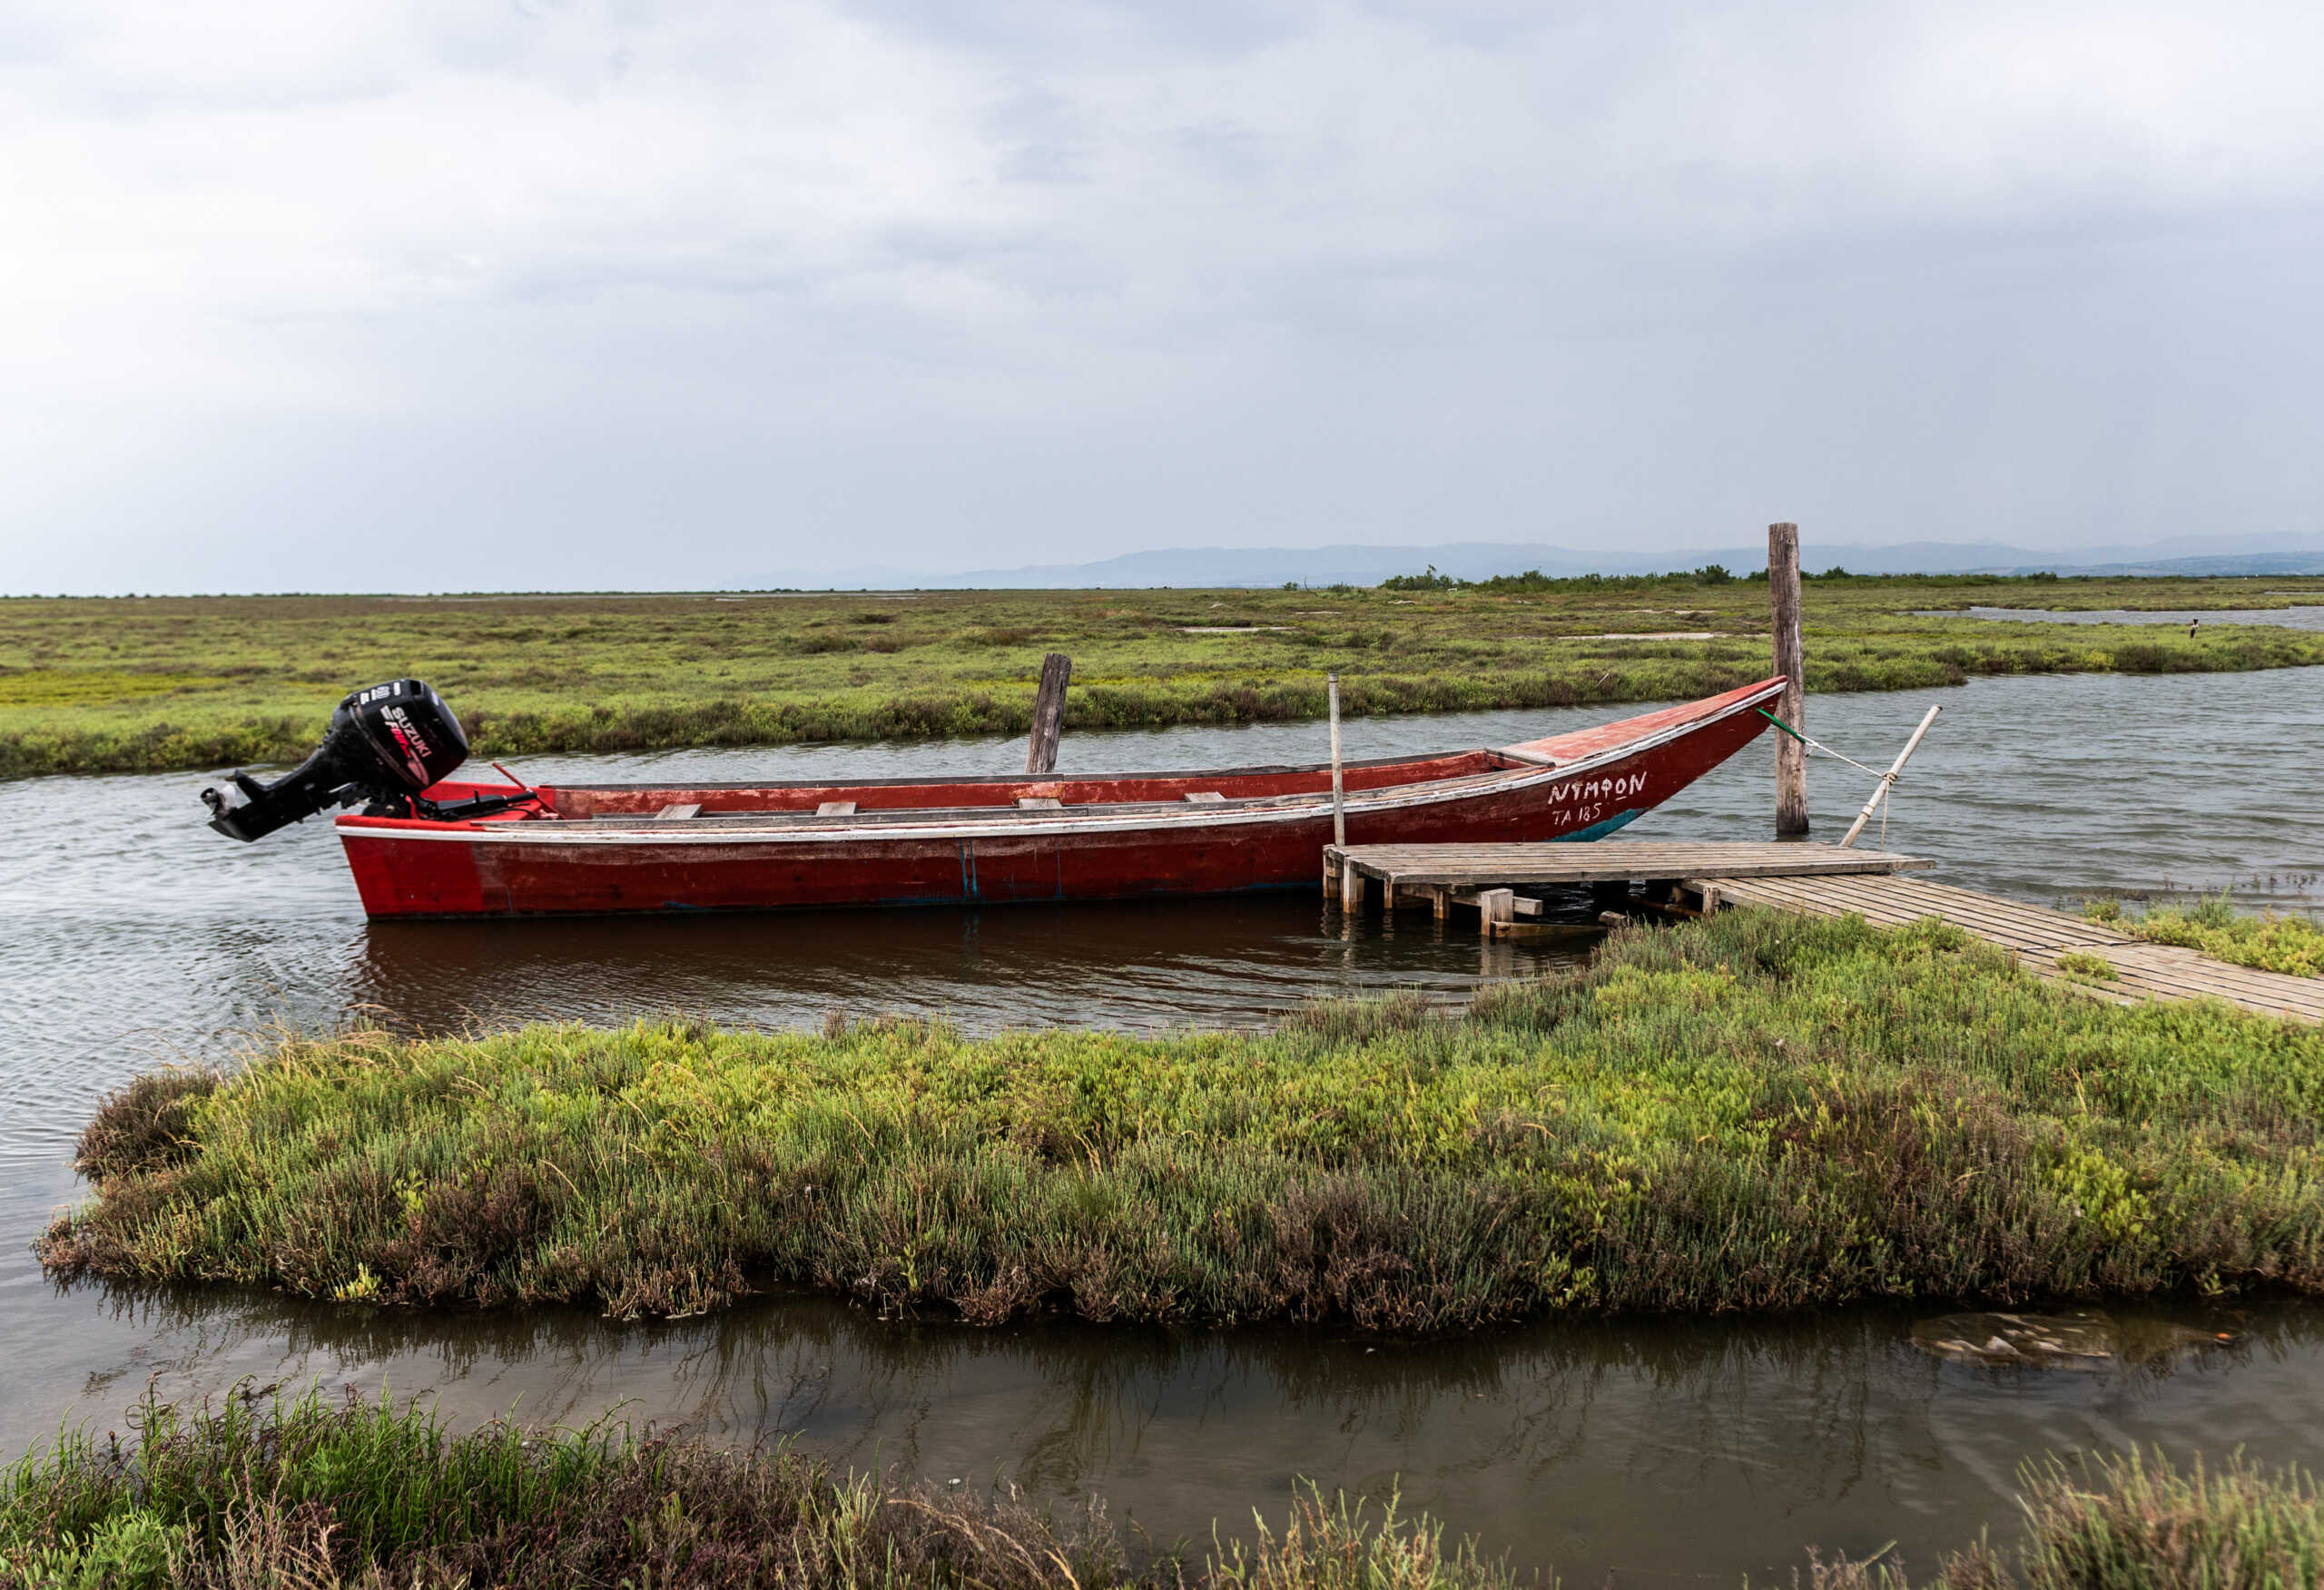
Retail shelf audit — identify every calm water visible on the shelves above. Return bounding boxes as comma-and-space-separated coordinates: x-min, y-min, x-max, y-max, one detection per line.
4, 668, 2321, 1581
1924, 604, 2324, 630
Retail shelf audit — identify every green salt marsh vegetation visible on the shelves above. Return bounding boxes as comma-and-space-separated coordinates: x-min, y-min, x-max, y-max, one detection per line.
5, 574, 2321, 777
0, 1385, 1506, 1590
5, 1389, 2318, 1590
40, 909, 2324, 1328
1803, 1451, 2324, 1590
2083, 894, 2324, 979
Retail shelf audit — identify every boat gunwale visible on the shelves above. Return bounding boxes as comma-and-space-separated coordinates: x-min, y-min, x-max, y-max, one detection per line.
532, 747, 1461, 795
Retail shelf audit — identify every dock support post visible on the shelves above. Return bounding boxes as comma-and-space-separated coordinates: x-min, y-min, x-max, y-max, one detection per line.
1479, 888, 1514, 937
1322, 847, 1341, 904
1328, 671, 1346, 848
1343, 857, 1367, 914
1025, 653, 1071, 776
1768, 523, 1808, 835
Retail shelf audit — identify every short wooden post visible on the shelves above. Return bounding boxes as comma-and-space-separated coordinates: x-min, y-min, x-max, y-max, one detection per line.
1342, 857, 1366, 913
1321, 848, 1341, 904
1768, 523, 1808, 834
1327, 671, 1345, 848
1479, 888, 1515, 937
1025, 653, 1071, 776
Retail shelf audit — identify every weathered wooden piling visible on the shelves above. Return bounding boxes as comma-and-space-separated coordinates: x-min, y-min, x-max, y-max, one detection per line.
1768, 522, 1808, 834
1328, 671, 1346, 848
1025, 653, 1071, 776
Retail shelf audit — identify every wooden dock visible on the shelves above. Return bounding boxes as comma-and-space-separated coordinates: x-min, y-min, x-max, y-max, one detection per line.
1322, 839, 2321, 1024
1324, 840, 1932, 933
1690, 872, 2324, 1025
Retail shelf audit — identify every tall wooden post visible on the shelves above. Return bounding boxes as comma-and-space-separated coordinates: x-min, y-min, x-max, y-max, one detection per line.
1327, 671, 1345, 848
1768, 522, 1808, 834
1025, 653, 1071, 776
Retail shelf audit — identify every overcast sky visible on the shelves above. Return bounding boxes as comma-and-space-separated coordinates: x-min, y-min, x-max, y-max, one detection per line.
5, 0, 2321, 593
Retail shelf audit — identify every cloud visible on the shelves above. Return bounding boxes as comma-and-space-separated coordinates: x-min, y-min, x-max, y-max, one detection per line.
2, 0, 2320, 590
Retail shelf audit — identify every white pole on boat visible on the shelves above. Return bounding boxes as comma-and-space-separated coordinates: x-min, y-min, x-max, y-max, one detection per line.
1839, 703, 1942, 849
1328, 672, 1346, 849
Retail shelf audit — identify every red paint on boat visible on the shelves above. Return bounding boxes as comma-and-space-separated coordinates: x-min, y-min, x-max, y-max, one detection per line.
338, 678, 1787, 918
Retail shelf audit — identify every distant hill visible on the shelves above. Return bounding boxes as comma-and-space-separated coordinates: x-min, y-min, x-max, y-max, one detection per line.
771, 533, 2324, 590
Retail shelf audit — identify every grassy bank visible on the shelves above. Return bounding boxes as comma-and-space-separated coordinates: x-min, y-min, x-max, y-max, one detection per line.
7, 1391, 2319, 1590
0, 1387, 1510, 1590
5, 574, 2321, 777
41, 910, 2324, 1327
2083, 894, 2324, 978
1806, 1452, 2324, 1590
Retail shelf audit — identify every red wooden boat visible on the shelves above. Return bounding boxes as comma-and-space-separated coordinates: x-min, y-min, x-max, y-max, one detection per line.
314, 677, 1784, 918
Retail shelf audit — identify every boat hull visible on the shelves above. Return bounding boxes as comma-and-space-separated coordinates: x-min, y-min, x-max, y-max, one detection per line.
339, 680, 1783, 918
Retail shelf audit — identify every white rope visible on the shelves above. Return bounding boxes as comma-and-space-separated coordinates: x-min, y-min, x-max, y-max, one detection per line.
1763, 708, 1937, 844
1799, 736, 1890, 781
1830, 702, 1944, 850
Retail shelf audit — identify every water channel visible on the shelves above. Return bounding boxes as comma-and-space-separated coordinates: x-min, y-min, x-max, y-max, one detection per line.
1923, 604, 2324, 630
5, 667, 2320, 1582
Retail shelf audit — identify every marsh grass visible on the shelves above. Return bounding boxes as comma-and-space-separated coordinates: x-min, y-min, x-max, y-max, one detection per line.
5, 1393, 2316, 1590
0, 1385, 1521, 1590
5, 574, 2321, 776
40, 911, 2324, 1328
2084, 894, 2324, 979
1805, 1451, 2324, 1590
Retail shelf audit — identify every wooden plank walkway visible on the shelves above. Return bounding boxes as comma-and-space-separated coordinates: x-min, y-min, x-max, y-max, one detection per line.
1692, 872, 2324, 1025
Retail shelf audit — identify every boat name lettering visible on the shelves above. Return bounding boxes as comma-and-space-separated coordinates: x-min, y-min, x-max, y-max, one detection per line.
1548, 773, 1646, 804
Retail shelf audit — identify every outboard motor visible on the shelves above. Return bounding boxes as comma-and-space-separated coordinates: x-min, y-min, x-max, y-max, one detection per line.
202, 679, 482, 841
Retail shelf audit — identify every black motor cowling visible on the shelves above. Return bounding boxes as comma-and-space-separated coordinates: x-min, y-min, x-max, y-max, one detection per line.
202, 679, 472, 841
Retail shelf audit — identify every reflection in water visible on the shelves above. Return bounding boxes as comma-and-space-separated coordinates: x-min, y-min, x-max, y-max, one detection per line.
5, 670, 2323, 1581
22, 1281, 2324, 1585
347, 896, 1591, 1039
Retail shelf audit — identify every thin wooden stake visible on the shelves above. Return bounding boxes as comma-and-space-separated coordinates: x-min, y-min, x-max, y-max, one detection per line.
1839, 704, 1942, 849
1768, 523, 1808, 834
1328, 671, 1346, 848
1025, 653, 1071, 776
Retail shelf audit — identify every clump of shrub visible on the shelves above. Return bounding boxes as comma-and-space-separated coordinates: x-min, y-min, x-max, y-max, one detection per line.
2083, 893, 2324, 978
39, 910, 2324, 1330
1807, 1452, 2324, 1590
